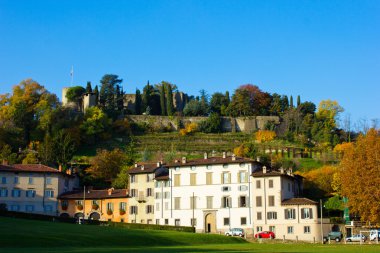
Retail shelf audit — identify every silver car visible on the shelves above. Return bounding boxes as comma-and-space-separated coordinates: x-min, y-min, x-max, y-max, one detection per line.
345, 234, 367, 242
225, 228, 245, 237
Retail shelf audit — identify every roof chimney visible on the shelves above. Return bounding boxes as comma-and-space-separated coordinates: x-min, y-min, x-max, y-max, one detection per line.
222, 152, 226, 159
204, 152, 208, 160
280, 167, 285, 174
263, 166, 267, 174
141, 165, 145, 171
135, 163, 138, 168
157, 161, 161, 167
108, 188, 114, 196
232, 154, 236, 161
256, 157, 260, 162
182, 157, 187, 164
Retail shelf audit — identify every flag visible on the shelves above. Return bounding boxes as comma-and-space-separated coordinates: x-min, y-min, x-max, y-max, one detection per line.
70, 66, 74, 77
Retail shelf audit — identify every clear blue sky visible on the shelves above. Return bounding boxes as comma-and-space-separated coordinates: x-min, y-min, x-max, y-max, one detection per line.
0, 0, 379, 126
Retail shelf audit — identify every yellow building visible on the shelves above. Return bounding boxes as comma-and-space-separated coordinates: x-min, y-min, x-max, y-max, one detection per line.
58, 188, 129, 222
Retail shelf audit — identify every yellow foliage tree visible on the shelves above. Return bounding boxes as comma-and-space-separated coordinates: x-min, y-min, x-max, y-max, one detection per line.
255, 130, 276, 143
179, 122, 198, 136
316, 100, 344, 129
301, 165, 338, 196
340, 129, 380, 223
233, 144, 249, 157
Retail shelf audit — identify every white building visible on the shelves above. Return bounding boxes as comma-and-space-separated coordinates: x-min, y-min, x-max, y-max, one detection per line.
0, 163, 79, 215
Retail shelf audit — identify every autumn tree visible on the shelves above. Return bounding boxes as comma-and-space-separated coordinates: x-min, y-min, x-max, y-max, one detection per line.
339, 129, 380, 222
255, 130, 276, 143
80, 107, 111, 143
87, 148, 128, 182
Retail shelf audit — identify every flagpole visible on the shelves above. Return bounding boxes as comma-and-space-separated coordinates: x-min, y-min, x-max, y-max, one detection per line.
70, 66, 74, 86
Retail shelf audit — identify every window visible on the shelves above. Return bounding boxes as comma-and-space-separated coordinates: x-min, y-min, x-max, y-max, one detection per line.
45, 189, 54, 198
164, 181, 170, 187
301, 208, 313, 219
92, 200, 99, 205
224, 218, 230, 226
238, 185, 248, 191
268, 179, 273, 188
175, 219, 180, 226
206, 172, 213, 185
206, 165, 212, 170
11, 188, 21, 197
268, 196, 275, 206
130, 189, 137, 197
223, 164, 228, 168
120, 202, 127, 211
147, 219, 152, 224
75, 200, 83, 206
256, 180, 261, 189
10, 205, 20, 211
222, 172, 230, 184
222, 186, 231, 192
28, 177, 34, 185
25, 205, 34, 212
164, 202, 169, 210
285, 208, 296, 219
175, 167, 180, 171
269, 226, 276, 232
190, 196, 197, 209
146, 188, 153, 197
26, 189, 36, 198
206, 196, 213, 209
191, 218, 197, 226
256, 226, 263, 232
130, 175, 136, 183
147, 174, 153, 182
130, 206, 138, 214
222, 196, 231, 208
190, 173, 196, 186
239, 163, 245, 168
174, 197, 181, 210
174, 174, 181, 186
155, 181, 160, 188
1, 177, 6, 184
146, 205, 154, 214
239, 196, 247, 207
155, 192, 161, 199
0, 188, 8, 197
190, 166, 196, 171
256, 196, 262, 207
46, 177, 52, 185
239, 171, 247, 183
165, 219, 169, 225
107, 202, 114, 211
241, 217, 247, 225
156, 203, 160, 212
44, 205, 53, 212
156, 219, 160, 225
304, 226, 311, 234
164, 191, 170, 199
257, 212, 262, 220
14, 177, 19, 184
287, 226, 294, 234
267, 212, 277, 220
61, 200, 68, 209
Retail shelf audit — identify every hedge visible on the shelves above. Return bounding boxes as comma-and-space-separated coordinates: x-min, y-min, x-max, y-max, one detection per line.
103, 221, 195, 233
0, 210, 76, 223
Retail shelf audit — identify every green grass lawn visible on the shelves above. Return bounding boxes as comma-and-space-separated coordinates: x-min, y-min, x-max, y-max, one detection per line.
1, 217, 379, 253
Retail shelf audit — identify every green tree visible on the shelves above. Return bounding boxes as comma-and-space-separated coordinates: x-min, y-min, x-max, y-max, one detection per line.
135, 89, 142, 115
166, 84, 174, 116
66, 86, 86, 110
94, 85, 99, 105
290, 95, 294, 108
80, 107, 111, 143
86, 82, 92, 93
38, 134, 55, 165
99, 74, 123, 116
297, 95, 301, 107
53, 130, 76, 168
159, 84, 166, 115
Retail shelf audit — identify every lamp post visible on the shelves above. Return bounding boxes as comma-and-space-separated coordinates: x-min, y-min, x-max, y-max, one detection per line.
320, 199, 323, 243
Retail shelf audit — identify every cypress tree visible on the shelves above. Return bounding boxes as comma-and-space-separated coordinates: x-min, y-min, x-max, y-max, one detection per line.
159, 84, 166, 115
297, 95, 301, 107
135, 89, 142, 115
94, 85, 99, 105
166, 84, 174, 116
86, 81, 92, 93
290, 95, 294, 108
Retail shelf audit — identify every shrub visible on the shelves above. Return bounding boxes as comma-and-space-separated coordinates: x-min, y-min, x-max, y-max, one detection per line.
198, 113, 221, 133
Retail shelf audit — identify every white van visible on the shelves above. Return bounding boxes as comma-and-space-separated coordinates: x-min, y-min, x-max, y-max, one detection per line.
370, 230, 380, 241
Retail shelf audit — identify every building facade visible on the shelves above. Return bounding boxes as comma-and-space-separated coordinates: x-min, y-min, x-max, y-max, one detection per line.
58, 188, 129, 222
0, 164, 78, 215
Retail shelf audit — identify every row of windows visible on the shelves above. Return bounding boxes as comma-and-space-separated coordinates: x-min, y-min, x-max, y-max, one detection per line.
169, 195, 249, 210
130, 174, 154, 184
0, 188, 54, 198
7, 204, 54, 212
173, 163, 247, 172
1, 176, 53, 185
129, 205, 154, 214
67, 201, 127, 211
130, 188, 154, 198
173, 171, 249, 187
256, 208, 313, 220
256, 226, 311, 234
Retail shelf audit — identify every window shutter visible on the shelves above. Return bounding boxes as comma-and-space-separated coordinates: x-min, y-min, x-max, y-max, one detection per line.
228, 173, 231, 184
310, 208, 313, 219
301, 208, 305, 219
221, 173, 223, 184
284, 209, 288, 219
238, 196, 241, 207
237, 172, 240, 183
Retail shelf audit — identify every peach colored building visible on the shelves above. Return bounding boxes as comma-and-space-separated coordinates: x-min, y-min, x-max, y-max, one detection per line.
58, 188, 129, 222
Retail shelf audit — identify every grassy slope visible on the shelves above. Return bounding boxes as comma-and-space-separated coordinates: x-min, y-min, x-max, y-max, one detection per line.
1, 217, 379, 253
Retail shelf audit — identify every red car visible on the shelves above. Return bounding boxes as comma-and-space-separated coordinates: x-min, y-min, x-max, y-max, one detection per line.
254, 231, 275, 239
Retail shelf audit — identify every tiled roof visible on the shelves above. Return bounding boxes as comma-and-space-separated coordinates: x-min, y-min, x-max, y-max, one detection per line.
166, 156, 255, 168
59, 189, 129, 199
0, 164, 62, 174
282, 198, 318, 206
251, 169, 303, 179
128, 163, 162, 174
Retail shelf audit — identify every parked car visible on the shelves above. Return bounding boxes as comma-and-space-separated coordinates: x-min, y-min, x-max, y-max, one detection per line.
345, 234, 367, 242
225, 228, 245, 237
370, 230, 380, 241
254, 231, 275, 239
324, 231, 343, 242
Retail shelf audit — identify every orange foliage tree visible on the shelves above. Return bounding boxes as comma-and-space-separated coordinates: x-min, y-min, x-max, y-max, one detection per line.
339, 129, 380, 223
179, 122, 198, 136
255, 130, 276, 143
301, 165, 338, 197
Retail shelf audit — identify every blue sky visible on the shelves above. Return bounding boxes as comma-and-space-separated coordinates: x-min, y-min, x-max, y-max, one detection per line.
0, 0, 379, 126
